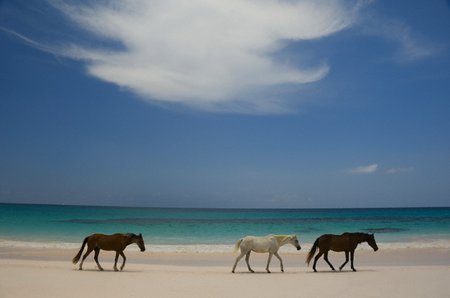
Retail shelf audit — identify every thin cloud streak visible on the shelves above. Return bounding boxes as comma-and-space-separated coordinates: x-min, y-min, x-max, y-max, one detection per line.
346, 163, 378, 174
362, 16, 438, 62
386, 167, 414, 174
46, 0, 367, 113
0, 27, 58, 54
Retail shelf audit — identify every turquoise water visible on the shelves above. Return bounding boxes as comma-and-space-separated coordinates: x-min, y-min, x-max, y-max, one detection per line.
1, 203, 449, 250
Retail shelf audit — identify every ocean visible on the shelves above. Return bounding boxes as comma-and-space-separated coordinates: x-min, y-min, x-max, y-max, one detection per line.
1, 203, 449, 252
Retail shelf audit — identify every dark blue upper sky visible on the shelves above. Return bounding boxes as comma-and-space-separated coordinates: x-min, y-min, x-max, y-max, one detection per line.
1, 0, 449, 208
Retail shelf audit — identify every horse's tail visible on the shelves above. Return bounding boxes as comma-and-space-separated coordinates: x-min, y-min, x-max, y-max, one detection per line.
233, 238, 243, 253
306, 238, 319, 266
72, 236, 88, 264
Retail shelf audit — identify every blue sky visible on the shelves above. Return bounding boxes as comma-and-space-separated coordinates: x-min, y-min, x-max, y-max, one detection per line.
1, 0, 449, 208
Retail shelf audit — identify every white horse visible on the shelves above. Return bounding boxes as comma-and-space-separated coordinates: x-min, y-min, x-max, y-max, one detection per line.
232, 234, 301, 273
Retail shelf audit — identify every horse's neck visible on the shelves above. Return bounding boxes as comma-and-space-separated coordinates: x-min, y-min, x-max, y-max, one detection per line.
355, 234, 368, 244
274, 235, 290, 246
124, 236, 134, 246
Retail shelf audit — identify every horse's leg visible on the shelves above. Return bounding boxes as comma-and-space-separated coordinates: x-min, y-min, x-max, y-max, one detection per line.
339, 251, 349, 271
312, 250, 324, 272
113, 252, 120, 272
323, 251, 335, 271
232, 250, 246, 273
265, 253, 273, 273
79, 245, 94, 270
119, 252, 126, 271
274, 252, 284, 272
94, 247, 103, 271
245, 251, 254, 273
350, 250, 356, 271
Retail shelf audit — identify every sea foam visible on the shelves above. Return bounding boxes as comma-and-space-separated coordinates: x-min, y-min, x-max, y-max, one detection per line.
1, 239, 450, 253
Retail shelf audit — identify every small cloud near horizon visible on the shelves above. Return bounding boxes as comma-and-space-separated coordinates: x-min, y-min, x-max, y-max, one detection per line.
386, 167, 414, 174
346, 163, 378, 174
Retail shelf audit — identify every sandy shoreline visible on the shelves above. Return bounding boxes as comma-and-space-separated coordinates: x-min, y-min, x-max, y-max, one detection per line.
1, 247, 449, 298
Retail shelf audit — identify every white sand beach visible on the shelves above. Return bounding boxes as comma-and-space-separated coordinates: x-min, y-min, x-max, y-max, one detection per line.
1, 246, 449, 298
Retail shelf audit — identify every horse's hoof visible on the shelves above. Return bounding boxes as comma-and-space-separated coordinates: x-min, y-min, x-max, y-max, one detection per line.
78, 268, 82, 271
231, 271, 235, 273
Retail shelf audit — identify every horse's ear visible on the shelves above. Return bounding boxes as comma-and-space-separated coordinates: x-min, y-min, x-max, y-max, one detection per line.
139, 233, 142, 238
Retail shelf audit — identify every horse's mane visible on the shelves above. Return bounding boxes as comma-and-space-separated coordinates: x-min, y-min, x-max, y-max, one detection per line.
342, 232, 370, 236
342, 232, 371, 243
273, 235, 293, 244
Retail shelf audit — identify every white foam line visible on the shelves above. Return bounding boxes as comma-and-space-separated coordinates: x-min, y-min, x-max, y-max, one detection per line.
1, 239, 450, 253
0, 240, 80, 250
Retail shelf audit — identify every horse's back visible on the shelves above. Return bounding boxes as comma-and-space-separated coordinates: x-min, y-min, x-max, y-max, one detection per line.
88, 233, 116, 238
88, 233, 113, 242
240, 235, 277, 253
240, 235, 262, 246
86, 233, 126, 250
87, 233, 104, 242
317, 233, 357, 251
242, 235, 276, 243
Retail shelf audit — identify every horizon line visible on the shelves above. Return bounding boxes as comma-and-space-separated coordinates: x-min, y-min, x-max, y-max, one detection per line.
1, 201, 449, 211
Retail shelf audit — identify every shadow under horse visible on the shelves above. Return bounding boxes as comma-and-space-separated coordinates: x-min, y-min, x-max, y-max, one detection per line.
72, 233, 145, 271
306, 232, 378, 272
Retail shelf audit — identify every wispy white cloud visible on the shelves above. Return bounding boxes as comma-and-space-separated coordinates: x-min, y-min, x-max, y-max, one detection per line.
346, 163, 378, 174
362, 17, 438, 62
4, 1, 440, 113
41, 0, 367, 113
386, 167, 414, 174
0, 27, 58, 54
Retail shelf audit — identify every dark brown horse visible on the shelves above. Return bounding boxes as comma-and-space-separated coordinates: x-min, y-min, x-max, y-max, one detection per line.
72, 233, 145, 271
306, 232, 378, 272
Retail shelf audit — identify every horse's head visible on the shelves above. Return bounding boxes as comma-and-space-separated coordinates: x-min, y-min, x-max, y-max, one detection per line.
289, 235, 301, 251
367, 233, 378, 251
133, 233, 146, 252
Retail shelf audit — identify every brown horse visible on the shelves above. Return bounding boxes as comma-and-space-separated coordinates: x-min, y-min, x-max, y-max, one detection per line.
72, 233, 145, 271
306, 232, 378, 272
